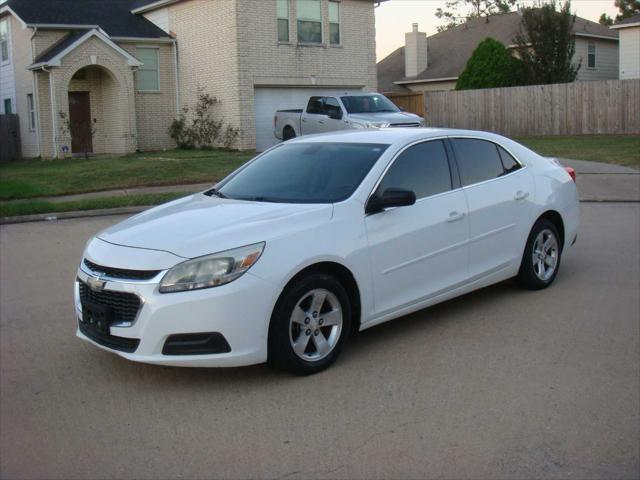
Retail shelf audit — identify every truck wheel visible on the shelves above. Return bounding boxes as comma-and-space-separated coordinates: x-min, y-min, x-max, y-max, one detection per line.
283, 127, 296, 141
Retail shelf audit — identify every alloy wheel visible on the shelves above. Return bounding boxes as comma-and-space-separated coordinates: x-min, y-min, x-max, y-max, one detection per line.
289, 288, 343, 362
532, 228, 559, 282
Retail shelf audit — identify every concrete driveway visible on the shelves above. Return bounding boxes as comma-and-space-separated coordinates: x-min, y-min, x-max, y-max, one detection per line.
1, 175, 638, 479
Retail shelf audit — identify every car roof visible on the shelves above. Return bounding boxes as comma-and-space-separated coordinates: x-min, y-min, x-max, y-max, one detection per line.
287, 128, 507, 146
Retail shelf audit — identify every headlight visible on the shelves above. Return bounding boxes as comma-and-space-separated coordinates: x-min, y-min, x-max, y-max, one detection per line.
366, 122, 390, 129
159, 242, 265, 293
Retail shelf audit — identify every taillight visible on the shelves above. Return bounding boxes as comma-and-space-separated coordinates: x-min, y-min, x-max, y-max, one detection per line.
564, 167, 576, 182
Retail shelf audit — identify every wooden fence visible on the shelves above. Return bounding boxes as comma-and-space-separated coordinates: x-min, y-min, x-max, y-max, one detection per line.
386, 92, 425, 117
423, 79, 640, 136
0, 114, 21, 162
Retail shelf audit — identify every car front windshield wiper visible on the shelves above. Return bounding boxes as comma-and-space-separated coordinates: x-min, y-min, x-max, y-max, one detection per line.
204, 188, 227, 198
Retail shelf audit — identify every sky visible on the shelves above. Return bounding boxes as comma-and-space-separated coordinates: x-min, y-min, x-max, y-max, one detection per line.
375, 0, 619, 61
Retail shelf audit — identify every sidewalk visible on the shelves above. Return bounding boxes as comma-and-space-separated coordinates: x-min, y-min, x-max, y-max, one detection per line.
38, 182, 213, 203
559, 158, 639, 203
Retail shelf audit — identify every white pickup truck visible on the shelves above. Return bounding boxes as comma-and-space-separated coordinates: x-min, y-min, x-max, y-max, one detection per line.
274, 92, 424, 141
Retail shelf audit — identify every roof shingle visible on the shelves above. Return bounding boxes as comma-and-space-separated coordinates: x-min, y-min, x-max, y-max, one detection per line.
6, 0, 171, 38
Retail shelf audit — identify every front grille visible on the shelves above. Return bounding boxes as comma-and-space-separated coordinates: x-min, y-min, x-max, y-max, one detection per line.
79, 321, 140, 353
83, 259, 161, 281
390, 122, 422, 127
79, 281, 141, 323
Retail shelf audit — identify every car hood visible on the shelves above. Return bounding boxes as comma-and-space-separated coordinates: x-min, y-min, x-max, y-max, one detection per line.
97, 193, 334, 259
348, 111, 422, 124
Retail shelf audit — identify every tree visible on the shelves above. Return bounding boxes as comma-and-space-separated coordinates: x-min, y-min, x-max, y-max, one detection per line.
456, 38, 521, 90
514, 1, 580, 85
436, 0, 517, 32
599, 0, 640, 26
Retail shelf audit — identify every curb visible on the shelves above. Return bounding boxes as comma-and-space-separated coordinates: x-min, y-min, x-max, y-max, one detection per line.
0, 206, 150, 225
2, 199, 639, 225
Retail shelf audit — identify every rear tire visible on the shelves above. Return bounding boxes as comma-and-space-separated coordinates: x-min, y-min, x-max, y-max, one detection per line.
516, 218, 562, 290
283, 127, 296, 141
268, 273, 351, 375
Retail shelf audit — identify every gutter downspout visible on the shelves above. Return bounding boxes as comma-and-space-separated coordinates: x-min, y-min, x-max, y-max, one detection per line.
172, 38, 180, 114
29, 26, 41, 157
42, 66, 58, 158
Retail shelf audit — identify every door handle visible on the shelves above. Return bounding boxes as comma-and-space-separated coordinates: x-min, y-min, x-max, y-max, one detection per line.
514, 190, 530, 201
447, 211, 465, 223
318, 120, 325, 124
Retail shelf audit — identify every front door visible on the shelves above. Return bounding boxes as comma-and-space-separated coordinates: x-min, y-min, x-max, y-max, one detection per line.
68, 91, 93, 154
365, 139, 469, 316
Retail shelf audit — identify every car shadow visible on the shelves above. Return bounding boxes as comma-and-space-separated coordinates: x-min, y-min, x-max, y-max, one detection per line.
87, 279, 528, 388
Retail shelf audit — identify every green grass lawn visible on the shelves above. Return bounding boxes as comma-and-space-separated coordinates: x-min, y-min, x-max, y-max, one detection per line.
0, 192, 190, 218
0, 149, 254, 201
515, 135, 640, 168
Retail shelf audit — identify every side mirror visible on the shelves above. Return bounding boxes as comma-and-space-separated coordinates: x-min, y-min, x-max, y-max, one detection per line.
366, 188, 416, 215
328, 110, 343, 120
398, 106, 406, 112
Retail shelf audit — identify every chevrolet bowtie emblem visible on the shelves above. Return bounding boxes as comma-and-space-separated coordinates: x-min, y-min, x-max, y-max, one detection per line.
87, 275, 106, 291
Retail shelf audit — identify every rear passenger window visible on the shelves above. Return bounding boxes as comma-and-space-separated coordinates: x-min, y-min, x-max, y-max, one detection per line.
307, 97, 323, 114
453, 139, 504, 186
497, 145, 521, 174
378, 140, 452, 200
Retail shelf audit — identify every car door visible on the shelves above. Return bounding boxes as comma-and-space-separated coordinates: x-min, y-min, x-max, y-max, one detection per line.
365, 139, 469, 316
300, 96, 325, 135
320, 97, 348, 133
450, 137, 535, 280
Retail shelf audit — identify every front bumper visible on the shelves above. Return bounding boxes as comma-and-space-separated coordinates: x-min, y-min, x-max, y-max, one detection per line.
75, 265, 277, 367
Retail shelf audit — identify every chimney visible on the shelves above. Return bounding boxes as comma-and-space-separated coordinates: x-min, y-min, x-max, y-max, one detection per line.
405, 23, 428, 78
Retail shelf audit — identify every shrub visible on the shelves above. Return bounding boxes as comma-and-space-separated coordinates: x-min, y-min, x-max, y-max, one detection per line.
169, 88, 239, 149
456, 37, 520, 90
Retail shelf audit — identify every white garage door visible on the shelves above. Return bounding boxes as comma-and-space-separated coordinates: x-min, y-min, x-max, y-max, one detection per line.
254, 87, 363, 152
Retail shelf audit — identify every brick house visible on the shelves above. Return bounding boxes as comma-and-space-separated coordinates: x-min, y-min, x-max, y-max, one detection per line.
378, 12, 620, 94
0, 0, 380, 157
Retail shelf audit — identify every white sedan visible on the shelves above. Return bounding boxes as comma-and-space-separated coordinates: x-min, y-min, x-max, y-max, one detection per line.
75, 129, 579, 374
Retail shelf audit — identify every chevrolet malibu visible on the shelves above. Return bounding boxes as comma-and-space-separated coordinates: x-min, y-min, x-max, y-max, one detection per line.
75, 129, 579, 374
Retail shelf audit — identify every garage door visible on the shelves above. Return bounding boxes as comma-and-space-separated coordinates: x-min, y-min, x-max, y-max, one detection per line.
254, 87, 363, 152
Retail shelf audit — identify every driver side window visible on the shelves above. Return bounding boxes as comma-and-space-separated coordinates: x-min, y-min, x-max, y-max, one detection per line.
323, 97, 343, 119
377, 140, 453, 200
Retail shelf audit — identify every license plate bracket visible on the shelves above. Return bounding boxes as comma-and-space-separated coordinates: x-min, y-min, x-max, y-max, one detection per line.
81, 301, 113, 335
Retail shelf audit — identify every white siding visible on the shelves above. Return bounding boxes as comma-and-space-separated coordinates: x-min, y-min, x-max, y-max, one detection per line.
0, 16, 16, 114
619, 26, 640, 79
574, 36, 619, 81
144, 8, 170, 33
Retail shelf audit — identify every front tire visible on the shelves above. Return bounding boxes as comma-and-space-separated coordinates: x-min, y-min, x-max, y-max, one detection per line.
268, 273, 351, 375
516, 218, 562, 290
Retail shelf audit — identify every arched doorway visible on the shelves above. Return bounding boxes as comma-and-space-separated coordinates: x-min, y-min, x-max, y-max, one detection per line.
66, 65, 128, 156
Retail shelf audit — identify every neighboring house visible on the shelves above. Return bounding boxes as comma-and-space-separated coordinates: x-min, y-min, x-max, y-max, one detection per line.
0, 0, 381, 157
378, 11, 620, 94
611, 13, 640, 79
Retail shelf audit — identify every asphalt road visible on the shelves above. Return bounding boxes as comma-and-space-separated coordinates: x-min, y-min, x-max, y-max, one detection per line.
1, 202, 639, 479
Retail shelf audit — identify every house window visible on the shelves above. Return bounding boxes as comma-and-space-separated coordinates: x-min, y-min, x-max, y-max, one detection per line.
277, 0, 290, 42
136, 47, 160, 91
587, 41, 596, 68
297, 0, 322, 44
27, 94, 36, 130
329, 1, 340, 45
3, 98, 12, 114
0, 19, 9, 63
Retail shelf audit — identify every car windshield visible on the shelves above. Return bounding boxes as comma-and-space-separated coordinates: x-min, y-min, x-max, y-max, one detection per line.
216, 143, 389, 203
340, 95, 400, 114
